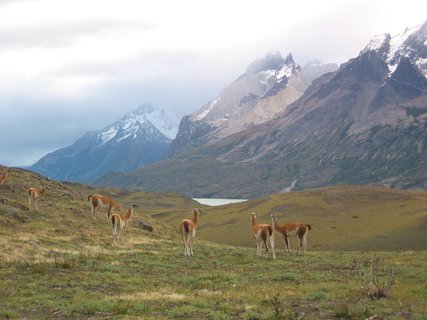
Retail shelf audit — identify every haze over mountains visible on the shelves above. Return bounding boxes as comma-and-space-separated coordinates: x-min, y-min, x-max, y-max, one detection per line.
30, 52, 337, 184
96, 21, 427, 198
29, 21, 427, 198
30, 105, 180, 182
170, 52, 338, 155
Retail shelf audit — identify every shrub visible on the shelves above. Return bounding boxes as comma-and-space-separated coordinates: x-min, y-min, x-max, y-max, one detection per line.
354, 256, 395, 300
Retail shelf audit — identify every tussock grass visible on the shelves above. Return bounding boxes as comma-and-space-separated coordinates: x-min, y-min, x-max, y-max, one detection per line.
0, 167, 426, 319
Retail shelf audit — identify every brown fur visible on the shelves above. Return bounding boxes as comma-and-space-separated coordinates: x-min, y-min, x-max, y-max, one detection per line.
0, 169, 7, 185
271, 215, 311, 254
110, 206, 134, 244
88, 194, 122, 220
179, 208, 201, 256
27, 186, 47, 212
251, 212, 275, 259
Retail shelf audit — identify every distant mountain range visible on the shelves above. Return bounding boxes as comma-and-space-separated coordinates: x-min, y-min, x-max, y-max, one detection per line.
30, 105, 179, 183
30, 52, 336, 185
96, 21, 427, 198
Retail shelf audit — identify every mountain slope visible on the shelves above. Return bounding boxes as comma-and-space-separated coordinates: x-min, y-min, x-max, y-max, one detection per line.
171, 52, 337, 155
97, 22, 427, 198
31, 106, 175, 183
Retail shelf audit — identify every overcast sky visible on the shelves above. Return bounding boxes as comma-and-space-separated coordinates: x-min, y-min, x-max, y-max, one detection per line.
1, 0, 426, 166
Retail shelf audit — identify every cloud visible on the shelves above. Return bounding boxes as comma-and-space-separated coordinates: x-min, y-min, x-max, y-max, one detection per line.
0, 0, 426, 166
0, 19, 153, 51
0, 0, 36, 8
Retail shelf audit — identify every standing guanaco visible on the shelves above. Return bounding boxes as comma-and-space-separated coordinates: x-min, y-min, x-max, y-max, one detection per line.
179, 208, 201, 257
27, 186, 48, 212
110, 205, 134, 244
271, 214, 311, 254
0, 169, 8, 185
88, 194, 122, 220
251, 212, 275, 259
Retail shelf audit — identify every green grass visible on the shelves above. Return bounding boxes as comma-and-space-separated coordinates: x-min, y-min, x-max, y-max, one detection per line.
155, 185, 427, 250
0, 167, 426, 319
1, 243, 426, 319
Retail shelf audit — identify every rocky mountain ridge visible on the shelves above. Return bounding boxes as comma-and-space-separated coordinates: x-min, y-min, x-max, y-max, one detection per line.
97, 21, 427, 198
170, 52, 338, 155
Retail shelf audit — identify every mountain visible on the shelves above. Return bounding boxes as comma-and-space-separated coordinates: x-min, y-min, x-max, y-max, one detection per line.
96, 22, 427, 198
170, 52, 338, 155
31, 106, 178, 183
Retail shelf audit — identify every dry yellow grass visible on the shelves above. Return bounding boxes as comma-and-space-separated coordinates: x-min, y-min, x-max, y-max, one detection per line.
0, 166, 426, 319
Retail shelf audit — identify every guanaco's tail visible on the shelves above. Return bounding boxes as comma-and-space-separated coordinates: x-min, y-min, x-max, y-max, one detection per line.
88, 195, 93, 202
306, 224, 312, 231
261, 228, 269, 252
183, 221, 190, 234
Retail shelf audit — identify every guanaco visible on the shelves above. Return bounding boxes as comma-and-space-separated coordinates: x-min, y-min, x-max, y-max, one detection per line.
179, 208, 201, 257
271, 214, 311, 254
0, 169, 7, 185
27, 186, 48, 212
251, 212, 275, 259
110, 205, 134, 244
88, 194, 122, 220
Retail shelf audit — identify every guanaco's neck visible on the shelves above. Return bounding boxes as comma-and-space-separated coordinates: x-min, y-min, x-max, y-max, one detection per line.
192, 209, 199, 227
271, 217, 278, 229
125, 207, 133, 220
251, 214, 257, 227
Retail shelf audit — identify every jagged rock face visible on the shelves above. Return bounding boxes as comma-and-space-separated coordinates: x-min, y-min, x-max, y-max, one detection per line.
97, 21, 427, 198
170, 116, 214, 154
207, 22, 427, 191
169, 52, 337, 155
30, 107, 173, 183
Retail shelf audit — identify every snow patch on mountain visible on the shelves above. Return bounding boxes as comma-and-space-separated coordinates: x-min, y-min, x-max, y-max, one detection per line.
362, 22, 426, 76
99, 127, 118, 144
130, 105, 180, 139
364, 34, 389, 52
98, 105, 179, 144
191, 99, 221, 121
259, 63, 295, 84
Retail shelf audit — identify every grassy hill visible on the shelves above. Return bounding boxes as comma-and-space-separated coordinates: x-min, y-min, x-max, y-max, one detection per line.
0, 166, 426, 319
154, 185, 427, 251
0, 166, 199, 263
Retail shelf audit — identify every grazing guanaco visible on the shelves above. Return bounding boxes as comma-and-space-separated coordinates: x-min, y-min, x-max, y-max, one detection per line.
179, 208, 201, 257
110, 205, 134, 244
271, 214, 311, 254
87, 194, 122, 220
0, 169, 7, 185
27, 186, 47, 212
251, 212, 275, 259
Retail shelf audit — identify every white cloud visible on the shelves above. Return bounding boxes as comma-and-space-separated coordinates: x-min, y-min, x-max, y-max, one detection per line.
0, 0, 426, 165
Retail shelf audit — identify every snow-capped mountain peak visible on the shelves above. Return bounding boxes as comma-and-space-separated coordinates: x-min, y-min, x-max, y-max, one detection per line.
245, 51, 300, 75
362, 33, 390, 53
98, 105, 180, 144
127, 105, 180, 139
189, 52, 301, 123
362, 21, 427, 76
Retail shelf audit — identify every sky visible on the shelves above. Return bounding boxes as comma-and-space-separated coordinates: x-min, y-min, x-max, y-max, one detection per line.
0, 0, 426, 166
